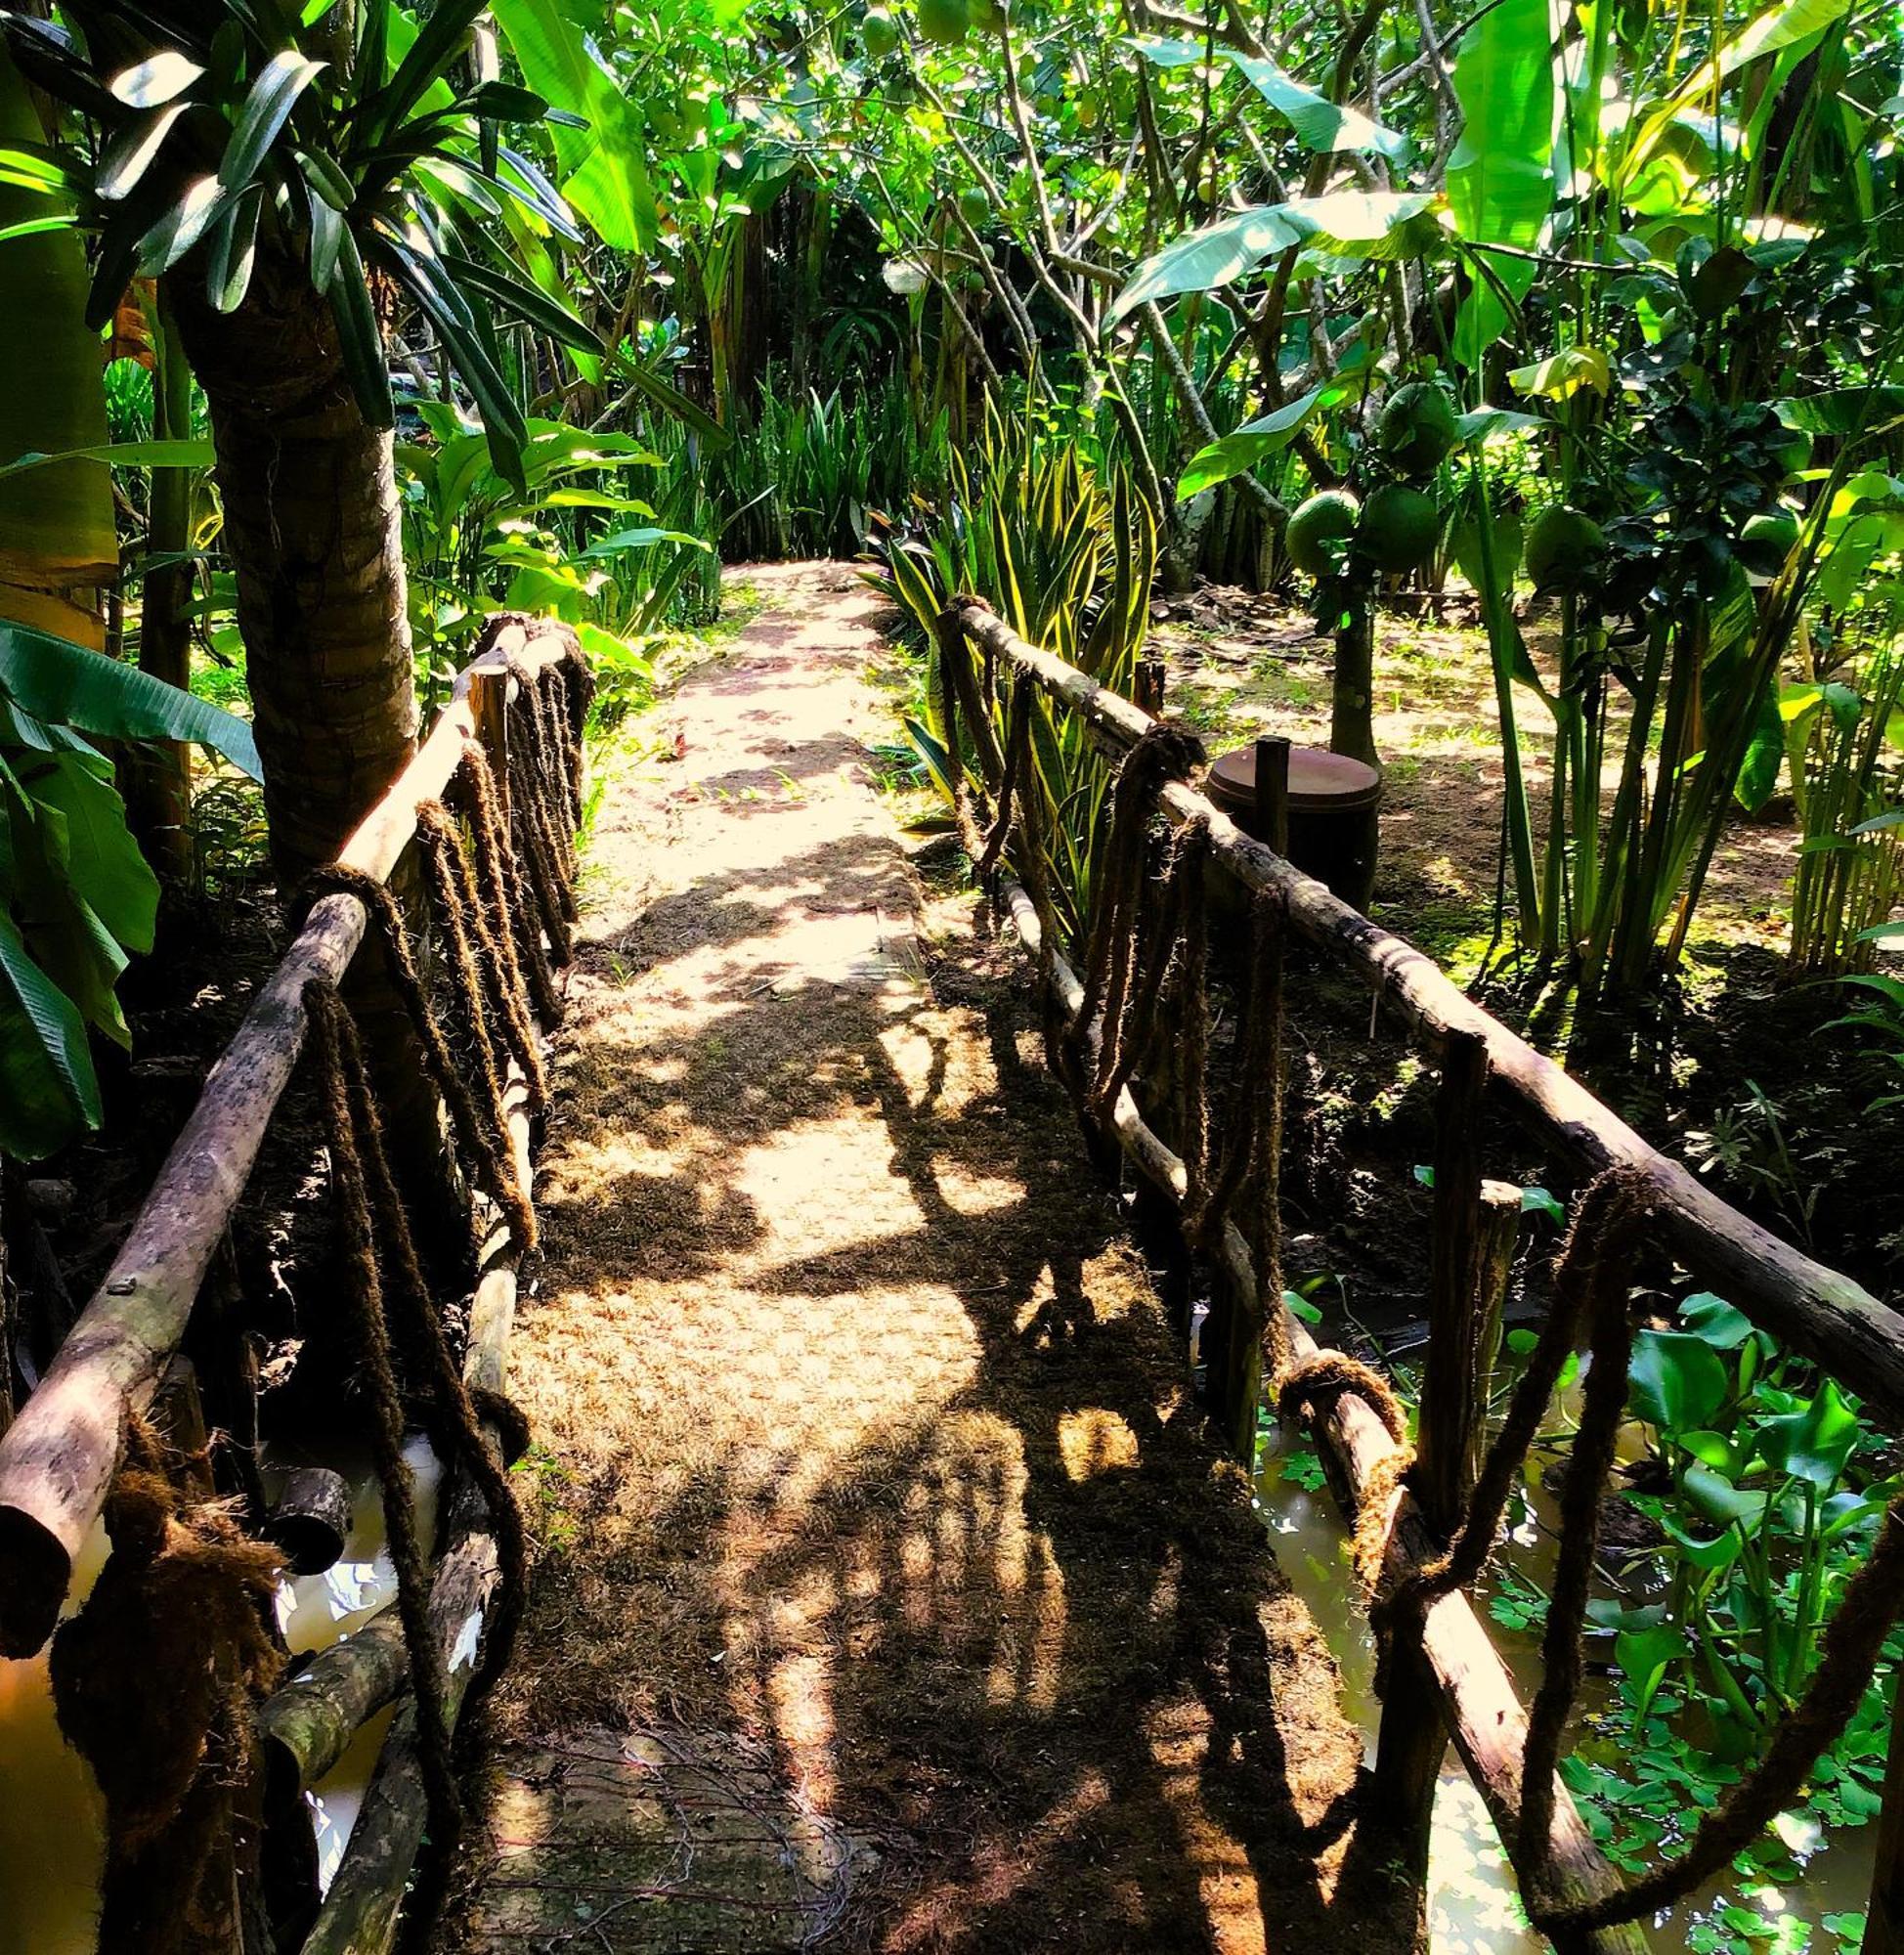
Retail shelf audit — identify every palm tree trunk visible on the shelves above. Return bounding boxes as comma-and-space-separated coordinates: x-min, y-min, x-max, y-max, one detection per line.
167, 260, 416, 884
166, 257, 464, 1262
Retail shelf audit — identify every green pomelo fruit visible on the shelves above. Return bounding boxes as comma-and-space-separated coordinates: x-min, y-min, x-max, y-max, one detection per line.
1285, 490, 1361, 579
1770, 425, 1812, 480
1357, 483, 1440, 573
862, 6, 898, 56
957, 185, 989, 229
1377, 381, 1458, 479
1525, 504, 1607, 595
918, 0, 971, 45
1740, 508, 1799, 576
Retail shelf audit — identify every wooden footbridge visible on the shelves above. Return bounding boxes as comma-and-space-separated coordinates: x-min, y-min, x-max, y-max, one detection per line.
0, 582, 1900, 1954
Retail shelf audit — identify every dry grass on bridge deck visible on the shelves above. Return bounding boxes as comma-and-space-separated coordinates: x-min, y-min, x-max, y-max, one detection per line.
447, 563, 1416, 1954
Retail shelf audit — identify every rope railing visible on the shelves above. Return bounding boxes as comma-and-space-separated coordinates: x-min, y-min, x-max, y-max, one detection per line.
937, 594, 1904, 1955
0, 613, 591, 1955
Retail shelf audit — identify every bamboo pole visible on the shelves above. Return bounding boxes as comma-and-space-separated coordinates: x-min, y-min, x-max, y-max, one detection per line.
956, 601, 1904, 1420
0, 617, 580, 1659
998, 875, 1649, 1954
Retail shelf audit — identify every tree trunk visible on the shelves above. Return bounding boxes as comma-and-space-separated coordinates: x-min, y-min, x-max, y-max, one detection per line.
166, 260, 416, 886
1330, 598, 1378, 764
120, 289, 195, 883
166, 255, 464, 1261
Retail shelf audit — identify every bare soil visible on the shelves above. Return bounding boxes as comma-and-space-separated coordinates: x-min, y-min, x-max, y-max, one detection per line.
448, 564, 1415, 1954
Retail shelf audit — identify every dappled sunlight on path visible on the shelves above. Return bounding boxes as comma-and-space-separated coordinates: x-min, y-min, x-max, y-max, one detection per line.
451, 563, 1413, 1954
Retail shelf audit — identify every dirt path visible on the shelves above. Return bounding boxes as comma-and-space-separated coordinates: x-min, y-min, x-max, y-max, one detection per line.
452, 564, 1411, 1954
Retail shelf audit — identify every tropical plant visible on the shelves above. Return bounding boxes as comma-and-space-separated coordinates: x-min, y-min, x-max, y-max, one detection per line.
0, 622, 259, 1158
869, 400, 1155, 950
0, 0, 621, 881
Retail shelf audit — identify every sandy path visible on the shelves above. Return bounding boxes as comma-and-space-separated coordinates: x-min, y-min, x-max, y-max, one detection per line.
453, 564, 1408, 1953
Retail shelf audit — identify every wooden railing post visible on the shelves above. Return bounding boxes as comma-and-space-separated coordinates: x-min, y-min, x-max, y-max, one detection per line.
1868, 1688, 1904, 1952
1253, 734, 1290, 856
468, 661, 509, 803
1373, 1027, 1491, 1910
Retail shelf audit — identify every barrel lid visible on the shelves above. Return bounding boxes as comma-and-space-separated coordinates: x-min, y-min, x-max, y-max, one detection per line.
1207, 743, 1384, 813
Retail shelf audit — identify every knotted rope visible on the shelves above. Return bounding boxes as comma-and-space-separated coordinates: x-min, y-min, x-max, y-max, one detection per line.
417, 798, 545, 1116
304, 979, 531, 1863
1071, 718, 1206, 1087
50, 1414, 283, 1954
461, 740, 563, 1028
302, 861, 536, 1253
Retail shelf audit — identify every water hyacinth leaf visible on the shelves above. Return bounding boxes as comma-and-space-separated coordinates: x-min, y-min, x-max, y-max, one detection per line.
1680, 1291, 1754, 1349
1681, 1461, 1768, 1528
1659, 1510, 1746, 1573
1754, 1376, 1859, 1489
1616, 1624, 1692, 1724
1629, 1328, 1730, 1433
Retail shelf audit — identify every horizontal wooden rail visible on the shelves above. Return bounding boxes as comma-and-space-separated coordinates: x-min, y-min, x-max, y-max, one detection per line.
0, 615, 577, 1659
997, 876, 1647, 1954
955, 600, 1904, 1418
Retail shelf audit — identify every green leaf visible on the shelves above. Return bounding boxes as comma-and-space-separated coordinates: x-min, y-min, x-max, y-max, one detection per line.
296, 145, 356, 212
0, 622, 261, 777
135, 174, 226, 277
490, 0, 658, 251
325, 221, 394, 430
1178, 383, 1348, 498
219, 51, 325, 195
462, 80, 549, 122
1115, 193, 1439, 320
1754, 1377, 1860, 1490
434, 248, 602, 351
109, 52, 205, 109
25, 754, 159, 952
108, 52, 205, 109
1131, 37, 1408, 160
0, 438, 214, 483
0, 909, 100, 1153
204, 180, 263, 313
576, 526, 711, 557
371, 229, 525, 485
1446, 0, 1555, 364
1629, 1329, 1730, 1434
97, 102, 192, 202
369, 0, 489, 143
1681, 1292, 1754, 1350
608, 350, 732, 451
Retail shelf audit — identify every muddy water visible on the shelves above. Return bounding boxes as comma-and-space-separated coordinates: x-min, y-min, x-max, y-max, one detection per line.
0, 1437, 441, 1955
1252, 1421, 1875, 1953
